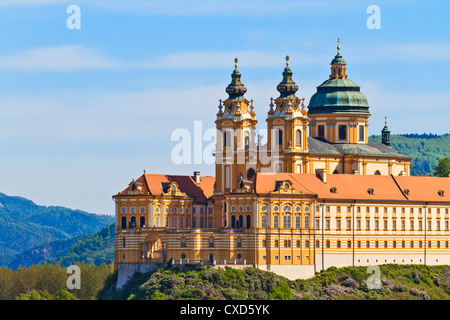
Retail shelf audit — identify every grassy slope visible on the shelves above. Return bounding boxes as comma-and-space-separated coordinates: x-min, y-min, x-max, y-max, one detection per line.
105, 264, 450, 300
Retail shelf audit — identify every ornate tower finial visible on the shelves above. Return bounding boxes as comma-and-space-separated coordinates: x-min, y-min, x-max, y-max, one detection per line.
381, 116, 391, 146
286, 55, 289, 67
337, 37, 340, 53
226, 57, 247, 100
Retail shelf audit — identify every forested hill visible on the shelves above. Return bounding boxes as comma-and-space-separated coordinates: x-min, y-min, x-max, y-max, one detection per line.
369, 133, 450, 176
0, 192, 114, 267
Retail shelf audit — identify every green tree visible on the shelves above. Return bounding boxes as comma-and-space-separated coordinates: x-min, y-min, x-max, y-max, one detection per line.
433, 157, 450, 177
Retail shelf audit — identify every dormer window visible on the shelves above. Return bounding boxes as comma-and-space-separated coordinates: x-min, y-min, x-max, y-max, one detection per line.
330, 187, 337, 194
131, 183, 136, 191
438, 190, 445, 197
403, 189, 410, 196
368, 188, 375, 195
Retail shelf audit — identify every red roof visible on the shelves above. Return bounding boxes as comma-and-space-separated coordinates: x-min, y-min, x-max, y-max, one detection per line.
120, 171, 449, 204
126, 173, 215, 203
255, 173, 450, 203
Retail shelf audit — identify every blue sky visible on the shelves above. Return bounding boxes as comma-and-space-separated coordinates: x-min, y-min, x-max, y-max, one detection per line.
0, 0, 448, 215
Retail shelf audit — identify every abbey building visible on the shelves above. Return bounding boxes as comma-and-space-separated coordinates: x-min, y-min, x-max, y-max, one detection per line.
113, 42, 449, 286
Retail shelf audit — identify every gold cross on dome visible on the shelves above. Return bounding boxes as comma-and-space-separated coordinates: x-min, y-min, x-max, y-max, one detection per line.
337, 38, 341, 53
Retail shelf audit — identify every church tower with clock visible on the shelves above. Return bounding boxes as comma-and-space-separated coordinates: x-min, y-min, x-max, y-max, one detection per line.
262, 56, 310, 174
214, 58, 258, 195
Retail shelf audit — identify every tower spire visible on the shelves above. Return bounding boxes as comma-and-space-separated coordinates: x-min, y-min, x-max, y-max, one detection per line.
276, 55, 298, 99
381, 116, 391, 146
226, 57, 247, 100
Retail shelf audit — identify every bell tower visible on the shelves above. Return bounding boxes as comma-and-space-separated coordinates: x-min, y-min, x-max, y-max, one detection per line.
263, 56, 309, 174
214, 58, 258, 194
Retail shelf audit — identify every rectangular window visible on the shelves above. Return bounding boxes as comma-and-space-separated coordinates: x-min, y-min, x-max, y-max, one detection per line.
275, 240, 279, 248
366, 241, 370, 248
366, 220, 370, 230
305, 240, 309, 248
359, 125, 364, 141
262, 240, 266, 247
326, 240, 330, 248
338, 125, 347, 140
326, 219, 330, 230
347, 241, 351, 248
318, 125, 325, 138
337, 219, 341, 230
337, 241, 341, 248
347, 219, 351, 230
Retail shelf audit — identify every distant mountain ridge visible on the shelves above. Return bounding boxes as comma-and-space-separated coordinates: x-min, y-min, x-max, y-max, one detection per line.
0, 192, 114, 267
369, 133, 450, 176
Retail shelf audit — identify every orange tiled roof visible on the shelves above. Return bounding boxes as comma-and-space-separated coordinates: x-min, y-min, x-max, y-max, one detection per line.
141, 173, 215, 203
393, 175, 450, 202
255, 173, 450, 203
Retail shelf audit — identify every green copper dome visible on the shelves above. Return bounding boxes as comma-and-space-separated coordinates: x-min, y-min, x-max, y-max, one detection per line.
308, 47, 370, 115
308, 78, 370, 114
330, 53, 346, 65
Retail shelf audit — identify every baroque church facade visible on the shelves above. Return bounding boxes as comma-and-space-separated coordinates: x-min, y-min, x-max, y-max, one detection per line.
113, 42, 450, 286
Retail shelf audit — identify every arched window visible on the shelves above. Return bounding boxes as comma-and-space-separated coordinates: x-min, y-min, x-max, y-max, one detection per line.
296, 215, 301, 229
155, 216, 160, 227
237, 237, 241, 248
140, 216, 145, 228
247, 168, 256, 180
181, 237, 186, 248
244, 131, 250, 148
231, 215, 236, 228
130, 216, 136, 228
121, 216, 127, 229
296, 130, 302, 146
274, 215, 279, 228
171, 217, 177, 228
165, 216, 169, 228
374, 170, 381, 175
304, 215, 310, 229
261, 214, 267, 228
283, 214, 291, 229
246, 215, 251, 229
238, 215, 244, 228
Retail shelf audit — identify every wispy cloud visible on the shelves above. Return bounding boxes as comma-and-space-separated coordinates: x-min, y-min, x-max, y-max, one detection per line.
1, 41, 448, 72
0, 45, 123, 71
